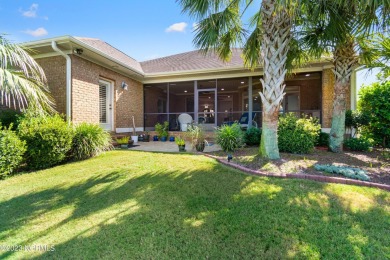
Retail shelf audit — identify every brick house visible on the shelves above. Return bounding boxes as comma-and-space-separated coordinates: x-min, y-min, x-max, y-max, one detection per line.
23, 36, 357, 133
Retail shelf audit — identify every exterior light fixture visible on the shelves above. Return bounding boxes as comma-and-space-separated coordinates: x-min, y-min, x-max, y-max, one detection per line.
221, 88, 225, 91
305, 74, 310, 77
184, 90, 187, 93
73, 48, 83, 55
121, 81, 128, 90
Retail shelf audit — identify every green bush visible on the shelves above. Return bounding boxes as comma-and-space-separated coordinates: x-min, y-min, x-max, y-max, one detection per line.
316, 132, 329, 147
358, 81, 390, 147
278, 113, 321, 154
0, 127, 27, 178
215, 123, 244, 152
244, 127, 261, 146
0, 109, 21, 130
18, 114, 74, 170
314, 164, 370, 181
344, 137, 373, 152
70, 123, 112, 160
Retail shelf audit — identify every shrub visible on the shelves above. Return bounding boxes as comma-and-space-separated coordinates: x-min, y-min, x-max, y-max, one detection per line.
344, 137, 373, 152
358, 81, 390, 147
244, 127, 261, 146
0, 109, 21, 130
278, 113, 321, 154
215, 123, 244, 152
18, 114, 74, 170
314, 164, 370, 181
0, 127, 26, 178
116, 136, 129, 145
316, 132, 329, 147
70, 123, 112, 160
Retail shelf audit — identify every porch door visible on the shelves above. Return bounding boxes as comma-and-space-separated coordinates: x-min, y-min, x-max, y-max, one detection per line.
99, 80, 113, 131
197, 89, 217, 129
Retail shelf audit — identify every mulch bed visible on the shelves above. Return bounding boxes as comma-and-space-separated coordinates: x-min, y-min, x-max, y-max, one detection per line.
207, 147, 390, 185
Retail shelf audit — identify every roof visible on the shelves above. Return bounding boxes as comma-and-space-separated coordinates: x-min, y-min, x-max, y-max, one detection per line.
141, 49, 244, 74
74, 37, 144, 74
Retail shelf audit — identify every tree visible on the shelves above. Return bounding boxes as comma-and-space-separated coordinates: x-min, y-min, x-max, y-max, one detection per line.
299, 1, 389, 152
358, 81, 390, 147
178, 0, 300, 159
0, 35, 54, 113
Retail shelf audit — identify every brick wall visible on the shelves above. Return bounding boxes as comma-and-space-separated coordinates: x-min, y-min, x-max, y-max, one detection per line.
71, 55, 143, 129
36, 56, 67, 114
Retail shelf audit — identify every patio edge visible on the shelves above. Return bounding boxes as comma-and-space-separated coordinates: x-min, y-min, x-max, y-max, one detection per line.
203, 153, 390, 192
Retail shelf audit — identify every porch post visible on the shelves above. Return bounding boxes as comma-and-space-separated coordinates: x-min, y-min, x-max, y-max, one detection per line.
248, 76, 253, 127
194, 80, 198, 124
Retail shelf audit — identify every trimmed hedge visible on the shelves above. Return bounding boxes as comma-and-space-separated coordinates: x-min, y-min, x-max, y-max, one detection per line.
18, 114, 73, 170
344, 137, 373, 152
244, 127, 261, 146
278, 113, 321, 154
0, 127, 26, 178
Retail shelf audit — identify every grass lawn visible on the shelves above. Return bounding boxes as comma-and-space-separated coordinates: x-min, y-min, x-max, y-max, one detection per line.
0, 150, 389, 259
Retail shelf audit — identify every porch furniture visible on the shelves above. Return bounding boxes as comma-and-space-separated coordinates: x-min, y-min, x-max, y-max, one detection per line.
223, 112, 257, 130
178, 113, 193, 131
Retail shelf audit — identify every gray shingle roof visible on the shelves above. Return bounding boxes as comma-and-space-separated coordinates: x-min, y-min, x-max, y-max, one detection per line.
75, 37, 144, 74
140, 49, 244, 74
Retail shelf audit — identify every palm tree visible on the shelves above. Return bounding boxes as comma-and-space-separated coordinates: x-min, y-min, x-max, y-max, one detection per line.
0, 35, 54, 113
178, 0, 299, 159
365, 33, 390, 81
299, 1, 389, 152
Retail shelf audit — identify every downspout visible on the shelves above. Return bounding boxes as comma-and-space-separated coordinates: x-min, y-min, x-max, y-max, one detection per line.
51, 41, 71, 122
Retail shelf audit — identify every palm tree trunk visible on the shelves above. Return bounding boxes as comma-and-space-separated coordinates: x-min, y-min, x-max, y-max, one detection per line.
329, 40, 357, 152
259, 0, 292, 159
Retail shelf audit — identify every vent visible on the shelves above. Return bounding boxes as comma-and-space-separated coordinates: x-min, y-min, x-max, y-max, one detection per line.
99, 84, 107, 123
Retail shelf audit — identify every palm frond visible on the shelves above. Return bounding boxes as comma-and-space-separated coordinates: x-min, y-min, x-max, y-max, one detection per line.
0, 35, 54, 113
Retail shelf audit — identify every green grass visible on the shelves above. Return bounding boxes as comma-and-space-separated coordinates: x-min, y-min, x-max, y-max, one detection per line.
0, 150, 389, 259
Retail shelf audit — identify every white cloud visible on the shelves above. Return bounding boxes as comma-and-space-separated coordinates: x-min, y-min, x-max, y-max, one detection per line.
22, 3, 38, 18
23, 27, 48, 37
165, 22, 188, 33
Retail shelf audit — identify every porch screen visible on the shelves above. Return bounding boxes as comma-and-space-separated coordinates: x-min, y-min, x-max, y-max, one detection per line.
99, 84, 107, 123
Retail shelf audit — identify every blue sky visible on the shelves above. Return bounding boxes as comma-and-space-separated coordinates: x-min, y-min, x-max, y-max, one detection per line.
0, 0, 378, 88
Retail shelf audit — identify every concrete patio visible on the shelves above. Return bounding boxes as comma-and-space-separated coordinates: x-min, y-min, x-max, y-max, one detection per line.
122, 140, 222, 153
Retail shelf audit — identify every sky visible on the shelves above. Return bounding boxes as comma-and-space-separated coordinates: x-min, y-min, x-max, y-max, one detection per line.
0, 0, 379, 89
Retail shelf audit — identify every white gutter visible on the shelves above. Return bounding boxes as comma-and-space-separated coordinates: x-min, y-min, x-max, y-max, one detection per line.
51, 41, 71, 122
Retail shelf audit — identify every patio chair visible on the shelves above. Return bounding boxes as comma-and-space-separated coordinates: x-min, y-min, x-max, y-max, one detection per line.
178, 113, 193, 131
239, 112, 257, 130
223, 112, 257, 130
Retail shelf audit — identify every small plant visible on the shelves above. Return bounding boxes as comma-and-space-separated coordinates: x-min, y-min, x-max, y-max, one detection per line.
0, 126, 27, 178
18, 114, 74, 170
215, 123, 244, 152
344, 137, 373, 152
314, 164, 370, 181
155, 121, 169, 139
175, 137, 185, 146
244, 127, 261, 146
117, 136, 130, 145
316, 132, 330, 147
70, 123, 112, 160
186, 124, 207, 151
278, 113, 321, 154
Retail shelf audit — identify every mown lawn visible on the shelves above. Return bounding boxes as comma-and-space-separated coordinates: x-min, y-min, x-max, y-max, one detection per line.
0, 150, 389, 259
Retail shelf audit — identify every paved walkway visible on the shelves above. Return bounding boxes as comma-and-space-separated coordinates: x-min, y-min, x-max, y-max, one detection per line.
125, 140, 222, 153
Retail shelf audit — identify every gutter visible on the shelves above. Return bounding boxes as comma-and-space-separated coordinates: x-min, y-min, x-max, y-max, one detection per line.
51, 41, 72, 122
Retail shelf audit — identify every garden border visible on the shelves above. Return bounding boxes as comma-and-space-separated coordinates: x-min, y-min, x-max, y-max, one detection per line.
203, 153, 390, 192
